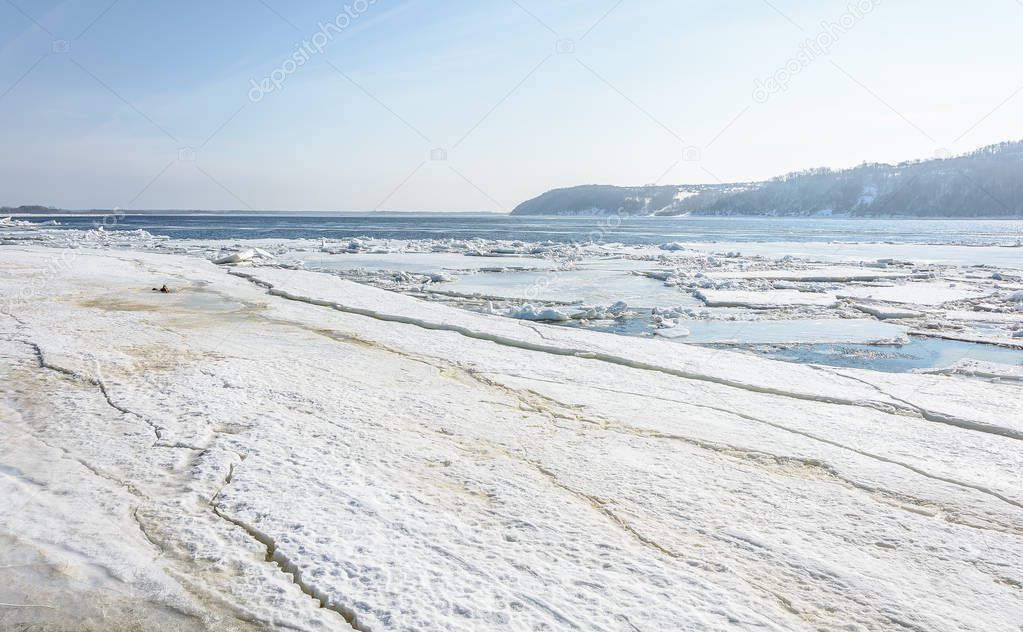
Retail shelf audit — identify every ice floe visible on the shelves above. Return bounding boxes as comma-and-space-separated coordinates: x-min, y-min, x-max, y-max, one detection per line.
501, 303, 570, 321
837, 281, 990, 305
655, 318, 908, 345
696, 289, 839, 308
852, 302, 924, 320
918, 358, 1023, 382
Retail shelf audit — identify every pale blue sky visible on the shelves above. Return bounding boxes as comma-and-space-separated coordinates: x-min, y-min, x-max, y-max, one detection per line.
1, 0, 1021, 211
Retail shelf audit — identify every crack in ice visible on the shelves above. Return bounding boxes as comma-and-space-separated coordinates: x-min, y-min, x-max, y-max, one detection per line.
232, 272, 929, 421
490, 373, 1023, 519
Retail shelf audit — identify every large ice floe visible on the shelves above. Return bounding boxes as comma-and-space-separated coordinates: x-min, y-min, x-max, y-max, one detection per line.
2, 244, 1023, 631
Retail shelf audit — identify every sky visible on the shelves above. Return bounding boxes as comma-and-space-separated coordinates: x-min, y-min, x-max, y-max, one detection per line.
1, 0, 1021, 212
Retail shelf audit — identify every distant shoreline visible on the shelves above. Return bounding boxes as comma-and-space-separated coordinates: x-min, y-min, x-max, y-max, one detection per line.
3, 210, 509, 217
7, 211, 1023, 220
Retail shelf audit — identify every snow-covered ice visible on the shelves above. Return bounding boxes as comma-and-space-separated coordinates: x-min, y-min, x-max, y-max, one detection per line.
445, 268, 698, 309
501, 303, 570, 321
679, 240, 1023, 269
946, 310, 1023, 324
837, 281, 989, 305
851, 302, 924, 320
2, 241, 1023, 631
918, 358, 1023, 382
655, 318, 908, 344
705, 265, 912, 282
695, 289, 839, 308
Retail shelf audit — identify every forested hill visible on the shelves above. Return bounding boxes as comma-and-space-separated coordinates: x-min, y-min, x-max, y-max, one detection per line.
511, 141, 1023, 217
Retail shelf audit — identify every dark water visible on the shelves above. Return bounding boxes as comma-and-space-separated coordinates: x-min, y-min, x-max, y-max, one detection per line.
26, 214, 1023, 246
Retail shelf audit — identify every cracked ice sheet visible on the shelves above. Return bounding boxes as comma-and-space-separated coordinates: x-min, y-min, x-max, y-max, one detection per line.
919, 359, 1023, 381
695, 289, 839, 308
704, 265, 913, 282
0, 339, 346, 630
0, 249, 795, 630
0, 389, 209, 631
655, 319, 909, 344
675, 241, 1023, 269
2, 247, 1022, 631
211, 259, 1018, 621
240, 266, 1022, 436
836, 281, 991, 305
236, 268, 1023, 502
278, 251, 565, 273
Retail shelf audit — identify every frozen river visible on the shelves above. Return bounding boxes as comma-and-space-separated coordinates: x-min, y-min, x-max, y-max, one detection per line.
4, 214, 1022, 374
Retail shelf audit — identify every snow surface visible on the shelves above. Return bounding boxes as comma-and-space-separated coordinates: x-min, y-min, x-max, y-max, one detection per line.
705, 265, 911, 282
696, 289, 839, 308
446, 268, 698, 309
837, 281, 989, 305
946, 310, 1023, 323
919, 358, 1023, 382
655, 319, 908, 344
851, 302, 924, 320
679, 241, 1023, 269
2, 246, 1022, 631
283, 252, 564, 274
502, 303, 570, 321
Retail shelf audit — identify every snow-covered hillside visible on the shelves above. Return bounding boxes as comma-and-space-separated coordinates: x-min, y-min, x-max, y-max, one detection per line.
511, 141, 1023, 217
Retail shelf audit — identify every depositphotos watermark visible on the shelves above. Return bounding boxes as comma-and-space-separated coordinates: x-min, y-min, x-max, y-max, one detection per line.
753, 0, 881, 104
249, 0, 380, 103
